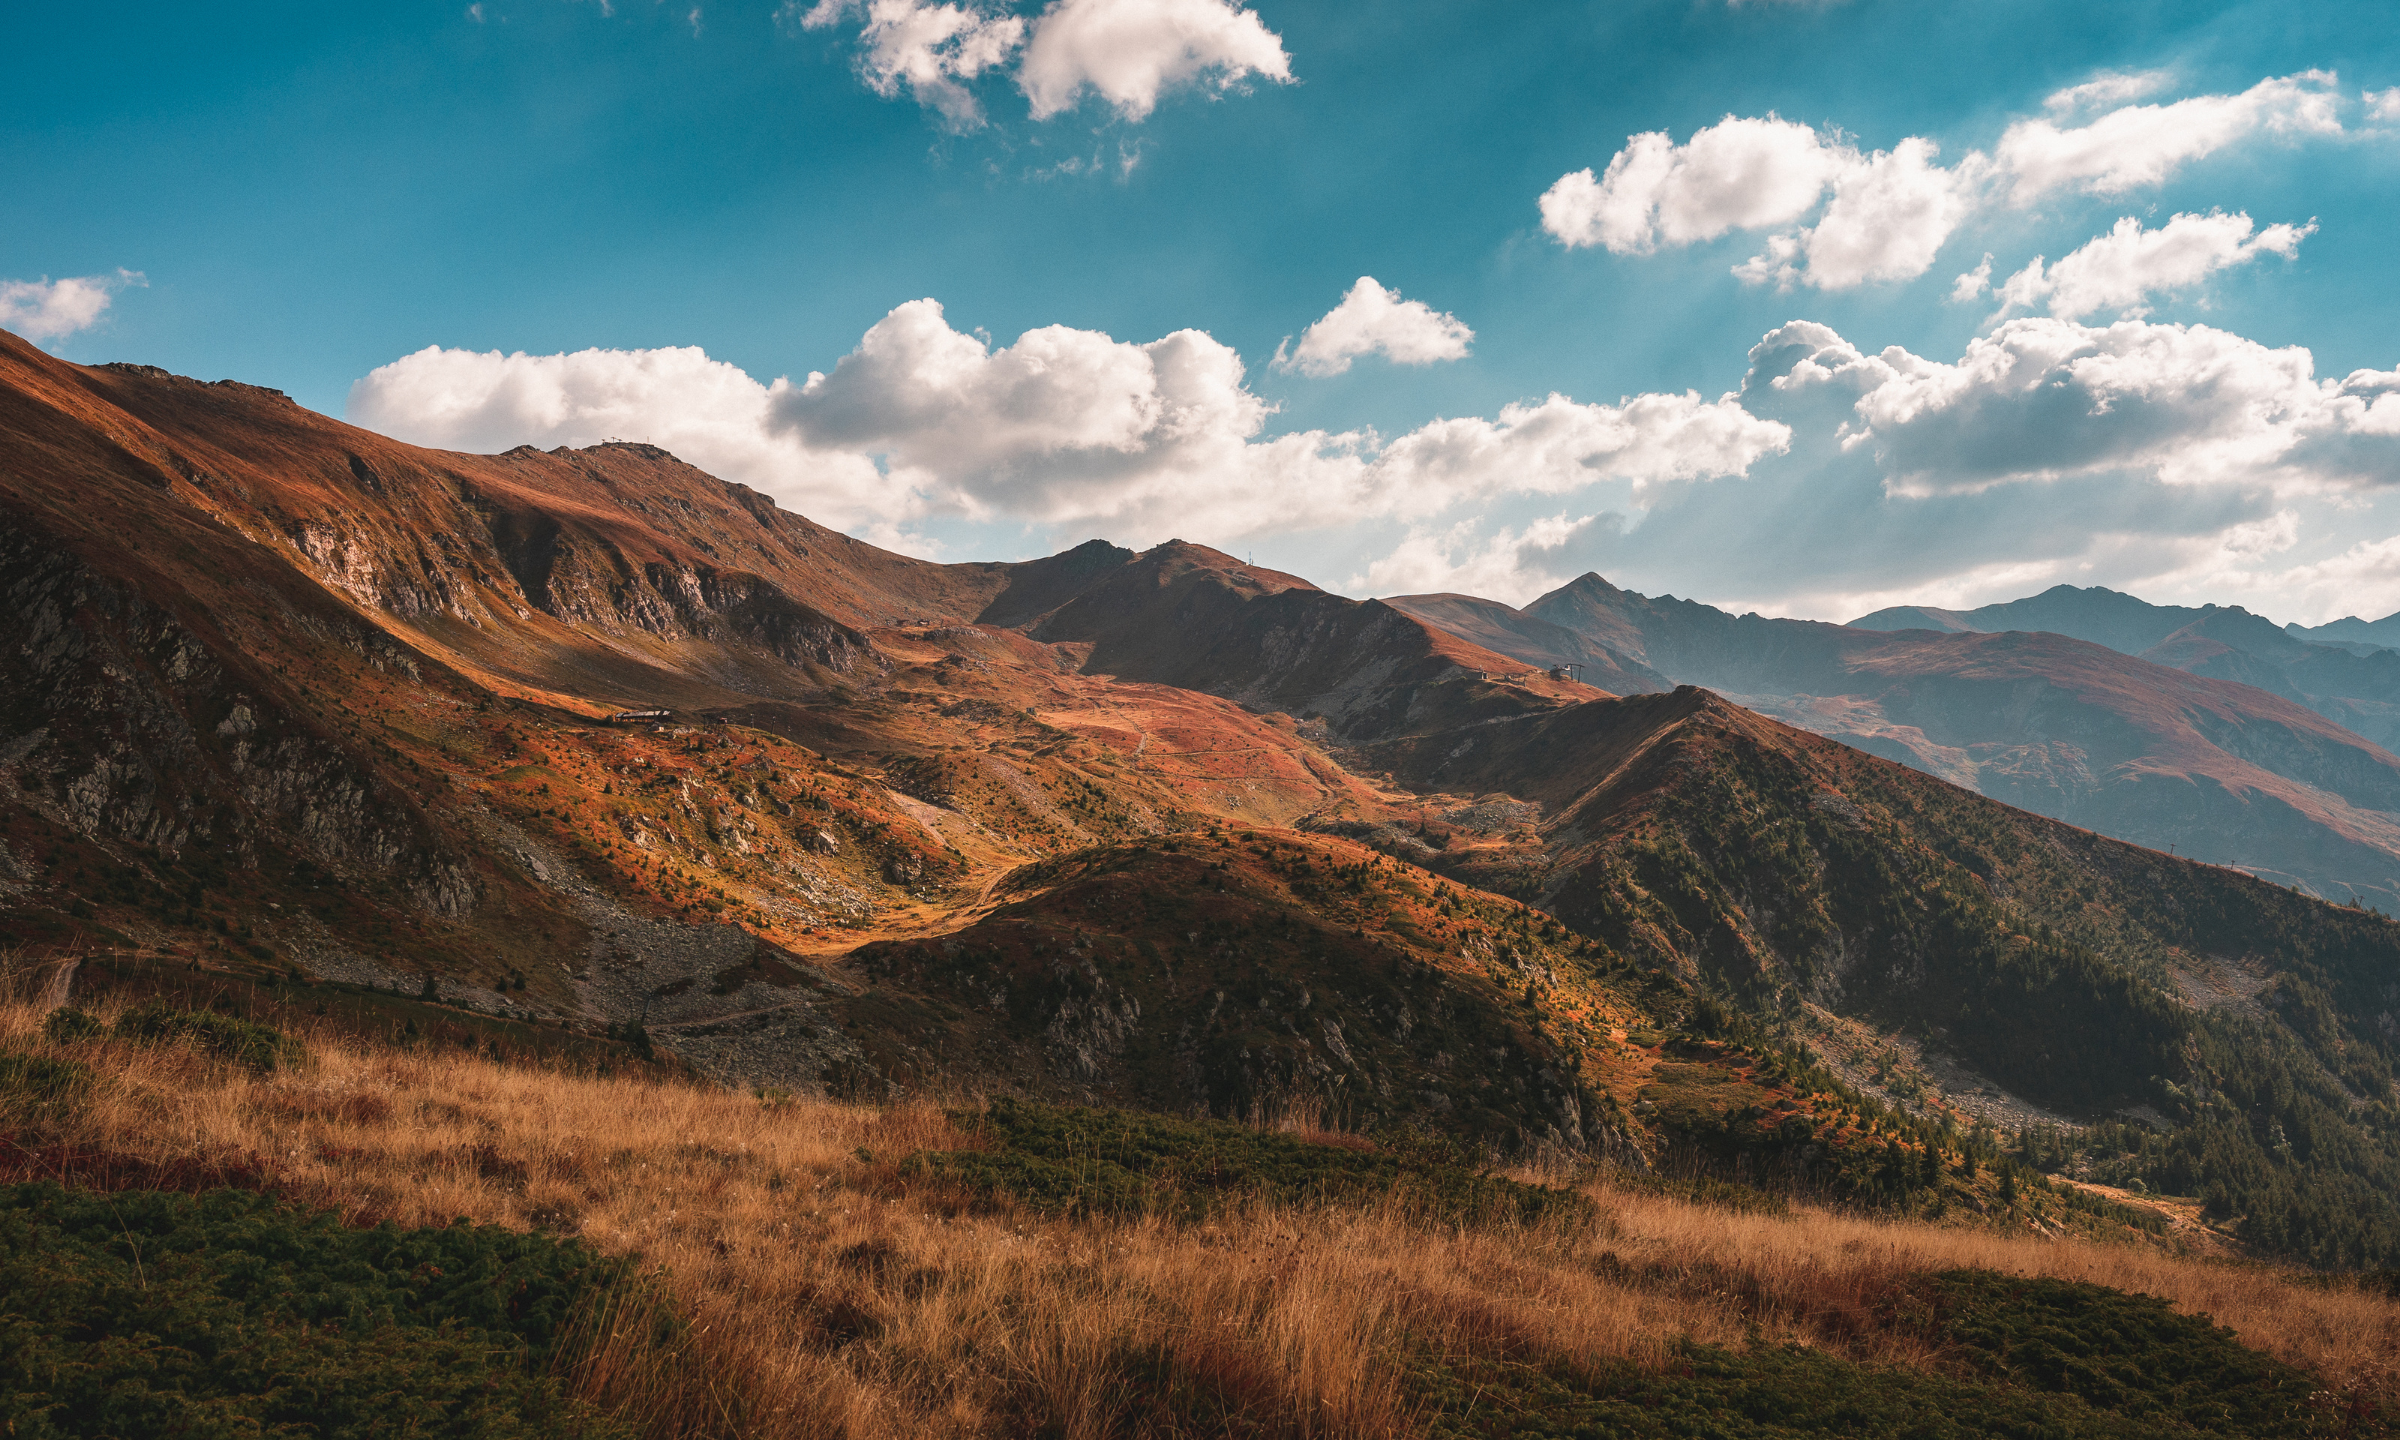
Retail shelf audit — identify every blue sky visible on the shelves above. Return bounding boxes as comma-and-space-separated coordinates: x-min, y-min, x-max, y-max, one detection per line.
8, 0, 2400, 621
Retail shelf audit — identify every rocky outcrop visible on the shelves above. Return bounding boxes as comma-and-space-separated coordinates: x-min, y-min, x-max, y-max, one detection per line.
0, 527, 475, 915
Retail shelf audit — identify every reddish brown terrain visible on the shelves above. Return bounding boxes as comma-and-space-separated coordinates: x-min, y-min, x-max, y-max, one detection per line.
0, 329, 1613, 1137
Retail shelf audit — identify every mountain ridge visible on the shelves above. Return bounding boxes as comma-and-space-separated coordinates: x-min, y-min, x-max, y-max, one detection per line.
1392, 573, 2400, 907
1849, 583, 2400, 752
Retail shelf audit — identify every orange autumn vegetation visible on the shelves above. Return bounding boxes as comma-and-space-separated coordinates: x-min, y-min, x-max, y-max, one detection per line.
5, 996, 2395, 1440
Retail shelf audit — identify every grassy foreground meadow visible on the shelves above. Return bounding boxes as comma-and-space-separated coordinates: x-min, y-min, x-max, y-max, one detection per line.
4, 988, 2397, 1439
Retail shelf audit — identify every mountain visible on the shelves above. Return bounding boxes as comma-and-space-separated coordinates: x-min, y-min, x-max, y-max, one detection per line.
1850, 585, 2400, 752
1850, 585, 2211, 655
1857, 583, 2400, 657
2292, 611, 2400, 650
1356, 683, 2400, 1264
1392, 575, 2400, 908
0, 328, 1598, 1140
1340, 591, 1671, 695
8, 332, 2400, 1267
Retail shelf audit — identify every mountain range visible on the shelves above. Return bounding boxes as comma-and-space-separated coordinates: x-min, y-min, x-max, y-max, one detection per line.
1853, 585, 2400, 750
1858, 585, 2400, 656
1391, 578, 2400, 908
6, 328, 2400, 1267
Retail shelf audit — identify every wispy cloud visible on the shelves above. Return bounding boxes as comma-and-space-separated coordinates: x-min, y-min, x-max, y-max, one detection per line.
2040, 68, 2175, 114
1995, 69, 2342, 200
1967, 211, 2313, 320
0, 269, 147, 344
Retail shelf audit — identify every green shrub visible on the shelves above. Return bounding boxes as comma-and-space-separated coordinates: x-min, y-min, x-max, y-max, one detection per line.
0, 1183, 640, 1439
1410, 1266, 2328, 1439
1926, 1270, 2317, 1431
1606, 1166, 1792, 1217
38, 1008, 103, 1044
112, 1001, 303, 1071
0, 1053, 89, 1122
906, 1099, 1587, 1227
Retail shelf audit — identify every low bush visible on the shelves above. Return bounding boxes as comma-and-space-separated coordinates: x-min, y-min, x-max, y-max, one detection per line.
38, 1008, 103, 1044
1412, 1266, 2333, 1439
907, 1099, 1587, 1226
0, 1182, 640, 1439
1605, 1165, 1793, 1217
113, 1000, 303, 1071
0, 1053, 89, 1123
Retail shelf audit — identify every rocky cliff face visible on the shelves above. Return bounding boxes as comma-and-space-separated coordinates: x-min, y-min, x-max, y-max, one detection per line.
0, 485, 478, 919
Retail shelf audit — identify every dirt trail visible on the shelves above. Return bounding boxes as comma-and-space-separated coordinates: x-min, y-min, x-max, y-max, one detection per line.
2057, 1179, 2240, 1256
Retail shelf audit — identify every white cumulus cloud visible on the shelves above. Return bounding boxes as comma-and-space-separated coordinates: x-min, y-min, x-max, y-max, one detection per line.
1749, 316, 2400, 495
798, 0, 1025, 128
1273, 277, 1474, 377
1365, 390, 1788, 518
351, 301, 1785, 548
1353, 513, 1616, 606
1949, 254, 1993, 304
348, 343, 901, 532
1985, 211, 2313, 320
0, 269, 146, 344
2368, 87, 2400, 123
1540, 116, 1979, 290
1018, 0, 1290, 120
797, 0, 1289, 125
1733, 136, 1979, 290
1539, 116, 1842, 255
1543, 69, 2356, 293
771, 297, 1282, 524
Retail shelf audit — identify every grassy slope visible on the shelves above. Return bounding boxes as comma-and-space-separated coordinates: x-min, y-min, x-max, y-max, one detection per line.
2, 999, 2393, 1439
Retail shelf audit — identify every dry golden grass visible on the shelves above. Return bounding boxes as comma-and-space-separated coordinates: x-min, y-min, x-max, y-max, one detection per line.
6, 996, 2395, 1439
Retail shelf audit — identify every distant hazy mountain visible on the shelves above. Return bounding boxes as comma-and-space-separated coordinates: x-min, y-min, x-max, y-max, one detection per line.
1851, 585, 2209, 654
2291, 612, 2400, 649
1849, 585, 2400, 753
1852, 582, 2400, 656
1389, 575, 2400, 906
